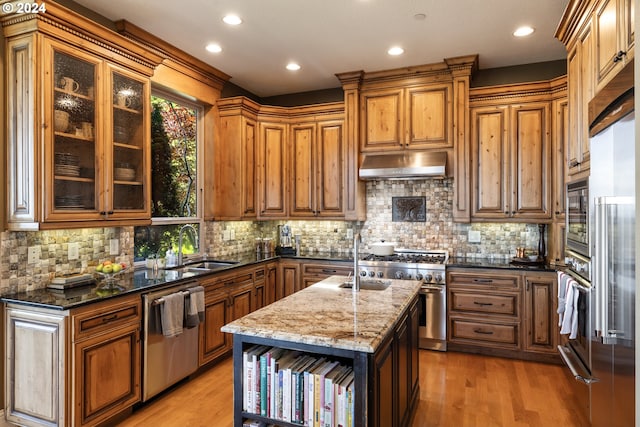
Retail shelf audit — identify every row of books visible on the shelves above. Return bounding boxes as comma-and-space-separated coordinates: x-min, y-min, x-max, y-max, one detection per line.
243, 344, 356, 427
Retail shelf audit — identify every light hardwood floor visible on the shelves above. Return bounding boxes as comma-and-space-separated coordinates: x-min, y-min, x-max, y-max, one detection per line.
118, 351, 589, 427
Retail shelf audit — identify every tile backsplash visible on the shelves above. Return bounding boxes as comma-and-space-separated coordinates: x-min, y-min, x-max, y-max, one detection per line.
0, 178, 546, 294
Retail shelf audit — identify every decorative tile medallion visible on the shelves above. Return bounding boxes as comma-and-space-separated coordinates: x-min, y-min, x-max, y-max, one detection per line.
392, 197, 426, 222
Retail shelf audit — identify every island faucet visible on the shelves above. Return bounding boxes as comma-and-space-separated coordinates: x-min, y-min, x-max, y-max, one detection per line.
353, 232, 361, 291
178, 224, 199, 266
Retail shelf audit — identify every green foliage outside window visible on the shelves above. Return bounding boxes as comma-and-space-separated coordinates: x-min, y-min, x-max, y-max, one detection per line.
134, 94, 199, 262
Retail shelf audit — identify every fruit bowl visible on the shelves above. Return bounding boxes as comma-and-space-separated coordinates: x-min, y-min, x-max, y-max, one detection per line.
95, 261, 128, 284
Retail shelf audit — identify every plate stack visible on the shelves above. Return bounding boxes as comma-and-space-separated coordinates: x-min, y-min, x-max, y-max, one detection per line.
55, 152, 80, 177
55, 194, 84, 208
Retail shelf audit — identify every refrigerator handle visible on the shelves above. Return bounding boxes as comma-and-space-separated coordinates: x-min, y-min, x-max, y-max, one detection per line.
593, 197, 608, 338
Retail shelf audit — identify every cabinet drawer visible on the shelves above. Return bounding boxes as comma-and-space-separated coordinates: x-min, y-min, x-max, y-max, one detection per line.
449, 291, 518, 317
450, 318, 518, 346
73, 296, 141, 341
448, 271, 520, 289
302, 263, 353, 277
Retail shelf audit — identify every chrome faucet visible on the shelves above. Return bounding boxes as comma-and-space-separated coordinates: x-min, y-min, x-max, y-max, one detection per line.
178, 224, 199, 266
353, 233, 361, 291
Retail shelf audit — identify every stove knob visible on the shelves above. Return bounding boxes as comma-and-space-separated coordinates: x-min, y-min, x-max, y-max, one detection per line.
368, 271, 376, 277
359, 271, 367, 277
415, 273, 423, 280
405, 273, 413, 280
395, 271, 405, 279
425, 274, 433, 283
377, 271, 384, 278
435, 274, 443, 283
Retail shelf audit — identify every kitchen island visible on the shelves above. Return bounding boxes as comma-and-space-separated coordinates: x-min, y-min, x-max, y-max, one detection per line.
221, 275, 422, 427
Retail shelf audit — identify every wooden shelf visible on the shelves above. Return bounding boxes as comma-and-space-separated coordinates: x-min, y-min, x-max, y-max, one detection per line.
113, 104, 141, 115
54, 131, 94, 142
54, 175, 94, 183
113, 142, 142, 150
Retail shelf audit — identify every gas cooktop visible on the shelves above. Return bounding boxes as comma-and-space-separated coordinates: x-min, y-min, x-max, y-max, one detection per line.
362, 250, 448, 265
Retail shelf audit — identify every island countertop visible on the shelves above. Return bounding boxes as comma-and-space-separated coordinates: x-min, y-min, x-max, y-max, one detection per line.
221, 275, 422, 353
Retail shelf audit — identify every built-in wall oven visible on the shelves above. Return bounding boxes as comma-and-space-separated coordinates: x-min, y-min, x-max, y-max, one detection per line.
559, 177, 594, 423
566, 178, 589, 257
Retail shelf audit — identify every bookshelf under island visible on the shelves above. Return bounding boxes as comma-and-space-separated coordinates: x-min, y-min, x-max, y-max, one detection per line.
221, 276, 421, 427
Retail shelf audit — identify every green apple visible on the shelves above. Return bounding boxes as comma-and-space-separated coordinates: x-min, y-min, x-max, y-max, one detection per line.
96, 263, 103, 272
112, 263, 122, 273
102, 264, 113, 274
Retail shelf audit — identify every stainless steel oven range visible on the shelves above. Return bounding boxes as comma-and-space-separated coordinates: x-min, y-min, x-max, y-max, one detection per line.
359, 249, 448, 351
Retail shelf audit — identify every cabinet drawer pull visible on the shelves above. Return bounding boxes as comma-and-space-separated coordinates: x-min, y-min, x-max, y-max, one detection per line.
473, 301, 493, 307
321, 269, 337, 274
473, 278, 493, 283
473, 328, 494, 335
613, 50, 627, 63
101, 314, 118, 323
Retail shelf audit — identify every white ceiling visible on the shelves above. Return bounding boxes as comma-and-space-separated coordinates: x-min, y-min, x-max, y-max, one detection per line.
73, 0, 570, 97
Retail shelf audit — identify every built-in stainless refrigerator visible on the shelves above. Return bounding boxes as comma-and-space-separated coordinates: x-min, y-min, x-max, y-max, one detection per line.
588, 62, 635, 427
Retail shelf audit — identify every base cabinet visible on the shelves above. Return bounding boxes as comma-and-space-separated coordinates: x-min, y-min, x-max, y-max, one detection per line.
5, 294, 142, 427
447, 268, 559, 362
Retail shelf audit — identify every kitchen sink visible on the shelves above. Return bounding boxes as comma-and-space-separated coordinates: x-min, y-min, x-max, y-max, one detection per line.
171, 259, 239, 273
339, 279, 391, 291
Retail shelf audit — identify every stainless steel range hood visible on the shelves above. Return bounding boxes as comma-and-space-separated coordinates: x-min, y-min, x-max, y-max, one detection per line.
359, 151, 446, 180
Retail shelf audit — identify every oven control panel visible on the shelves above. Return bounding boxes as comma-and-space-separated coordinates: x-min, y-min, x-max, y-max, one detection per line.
358, 267, 445, 284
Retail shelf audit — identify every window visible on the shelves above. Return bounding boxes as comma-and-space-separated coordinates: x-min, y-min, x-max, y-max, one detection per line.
134, 91, 203, 263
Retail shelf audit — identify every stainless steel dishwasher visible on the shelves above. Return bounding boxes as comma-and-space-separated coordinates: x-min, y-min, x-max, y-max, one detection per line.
418, 283, 447, 351
142, 281, 200, 401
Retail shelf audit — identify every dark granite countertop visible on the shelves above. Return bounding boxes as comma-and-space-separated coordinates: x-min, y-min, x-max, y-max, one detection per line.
0, 252, 279, 311
2, 251, 559, 310
447, 257, 558, 272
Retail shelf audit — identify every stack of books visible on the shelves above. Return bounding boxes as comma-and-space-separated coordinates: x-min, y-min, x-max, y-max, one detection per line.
242, 345, 355, 427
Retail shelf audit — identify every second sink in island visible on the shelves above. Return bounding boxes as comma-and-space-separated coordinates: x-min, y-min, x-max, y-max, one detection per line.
221, 275, 422, 427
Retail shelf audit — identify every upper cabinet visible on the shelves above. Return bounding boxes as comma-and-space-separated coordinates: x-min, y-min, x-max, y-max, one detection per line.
594, 0, 635, 92
2, 2, 162, 230
214, 99, 347, 220
360, 84, 452, 152
337, 56, 477, 222
214, 98, 260, 220
469, 79, 566, 222
556, 0, 635, 178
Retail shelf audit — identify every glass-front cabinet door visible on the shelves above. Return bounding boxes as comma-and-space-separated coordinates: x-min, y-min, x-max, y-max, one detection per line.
108, 67, 150, 218
42, 39, 151, 223
45, 42, 102, 222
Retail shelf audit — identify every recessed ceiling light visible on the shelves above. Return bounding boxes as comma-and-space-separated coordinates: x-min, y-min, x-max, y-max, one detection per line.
388, 46, 404, 56
286, 62, 301, 71
223, 14, 242, 25
414, 13, 426, 20
513, 26, 535, 37
205, 43, 222, 53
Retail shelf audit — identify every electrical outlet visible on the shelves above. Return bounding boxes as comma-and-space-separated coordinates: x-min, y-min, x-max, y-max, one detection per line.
468, 230, 481, 243
68, 242, 79, 260
27, 246, 41, 264
346, 229, 354, 239
223, 230, 231, 241
230, 229, 236, 240
109, 239, 119, 255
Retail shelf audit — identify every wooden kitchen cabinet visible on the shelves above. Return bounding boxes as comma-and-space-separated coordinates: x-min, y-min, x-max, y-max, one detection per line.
277, 259, 302, 299
447, 268, 560, 362
300, 260, 353, 288
5, 293, 142, 427
470, 100, 552, 221
447, 270, 522, 351
199, 267, 255, 366
289, 119, 345, 218
552, 97, 569, 220
566, 21, 594, 177
2, 3, 161, 230
213, 98, 259, 219
360, 83, 452, 152
257, 121, 289, 218
593, 0, 635, 93
523, 273, 559, 355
